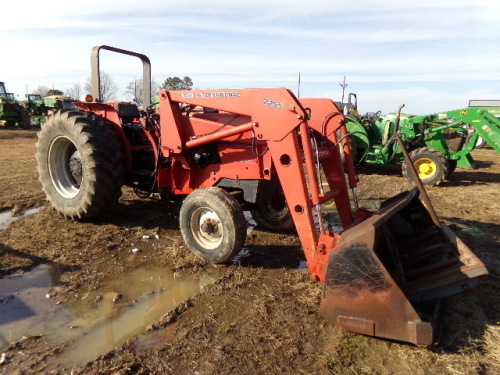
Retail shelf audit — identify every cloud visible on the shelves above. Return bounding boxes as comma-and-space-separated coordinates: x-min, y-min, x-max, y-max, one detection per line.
2, 0, 499, 114
333, 86, 499, 115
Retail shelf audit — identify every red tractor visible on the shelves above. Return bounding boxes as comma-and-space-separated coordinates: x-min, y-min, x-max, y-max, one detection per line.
36, 46, 487, 345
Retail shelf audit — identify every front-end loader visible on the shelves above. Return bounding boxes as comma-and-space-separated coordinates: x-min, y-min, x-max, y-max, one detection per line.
345, 94, 500, 185
35, 46, 488, 346
468, 99, 500, 148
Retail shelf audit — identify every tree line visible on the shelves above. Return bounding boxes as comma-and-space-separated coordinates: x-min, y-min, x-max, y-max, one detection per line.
31, 75, 193, 107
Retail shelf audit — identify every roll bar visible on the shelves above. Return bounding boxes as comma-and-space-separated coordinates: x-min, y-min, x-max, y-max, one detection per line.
90, 45, 151, 106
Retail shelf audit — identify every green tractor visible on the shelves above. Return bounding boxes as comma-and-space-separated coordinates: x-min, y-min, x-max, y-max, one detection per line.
25, 94, 48, 116
43, 95, 73, 111
344, 94, 500, 185
0, 81, 31, 128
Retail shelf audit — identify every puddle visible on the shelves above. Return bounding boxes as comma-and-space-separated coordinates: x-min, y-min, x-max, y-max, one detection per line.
0, 207, 44, 230
244, 211, 256, 235
125, 237, 174, 262
0, 263, 220, 368
0, 264, 65, 348
57, 267, 218, 367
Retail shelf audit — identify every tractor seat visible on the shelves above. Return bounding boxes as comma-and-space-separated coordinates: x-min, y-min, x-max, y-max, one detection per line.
117, 103, 141, 124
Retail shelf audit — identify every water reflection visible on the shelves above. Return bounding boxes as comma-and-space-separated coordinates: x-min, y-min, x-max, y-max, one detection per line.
0, 263, 219, 368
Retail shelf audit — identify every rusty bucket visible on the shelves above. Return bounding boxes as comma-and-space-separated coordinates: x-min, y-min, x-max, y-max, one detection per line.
319, 188, 487, 345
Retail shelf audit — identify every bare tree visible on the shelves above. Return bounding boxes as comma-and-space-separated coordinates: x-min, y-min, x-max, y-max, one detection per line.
124, 78, 160, 107
85, 71, 118, 102
33, 86, 49, 96
66, 83, 82, 100
46, 89, 64, 96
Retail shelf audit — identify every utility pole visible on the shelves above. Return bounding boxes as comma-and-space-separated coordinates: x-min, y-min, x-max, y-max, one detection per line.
297, 72, 301, 98
340, 76, 348, 103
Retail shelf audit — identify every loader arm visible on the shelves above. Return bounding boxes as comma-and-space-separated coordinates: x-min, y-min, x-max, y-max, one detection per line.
415, 108, 500, 152
158, 88, 361, 279
462, 108, 500, 151
154, 88, 488, 345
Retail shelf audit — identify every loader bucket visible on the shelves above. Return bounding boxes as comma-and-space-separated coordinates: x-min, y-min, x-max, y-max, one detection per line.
319, 188, 487, 346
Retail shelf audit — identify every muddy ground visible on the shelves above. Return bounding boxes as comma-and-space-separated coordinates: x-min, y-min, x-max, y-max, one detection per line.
0, 128, 498, 375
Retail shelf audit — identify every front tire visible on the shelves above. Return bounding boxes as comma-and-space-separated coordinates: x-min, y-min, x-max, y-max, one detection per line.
475, 137, 487, 149
402, 147, 448, 186
180, 187, 246, 263
465, 132, 487, 149
447, 159, 457, 178
36, 110, 124, 220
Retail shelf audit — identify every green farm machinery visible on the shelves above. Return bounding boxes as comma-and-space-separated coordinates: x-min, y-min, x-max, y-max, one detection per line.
468, 100, 500, 148
344, 94, 500, 185
25, 94, 48, 116
0, 81, 31, 128
43, 95, 73, 110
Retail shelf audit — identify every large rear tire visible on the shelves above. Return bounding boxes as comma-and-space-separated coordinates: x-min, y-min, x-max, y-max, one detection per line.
36, 110, 124, 220
18, 105, 31, 128
16, 104, 31, 129
402, 147, 448, 186
180, 187, 246, 263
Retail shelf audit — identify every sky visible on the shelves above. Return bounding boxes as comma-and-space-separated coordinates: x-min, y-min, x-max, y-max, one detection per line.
2, 0, 499, 115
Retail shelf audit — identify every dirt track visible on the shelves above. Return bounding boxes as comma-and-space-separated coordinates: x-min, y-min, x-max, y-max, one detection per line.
0, 128, 499, 375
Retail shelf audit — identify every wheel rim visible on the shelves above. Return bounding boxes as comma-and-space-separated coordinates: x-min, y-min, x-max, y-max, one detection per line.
190, 207, 223, 250
48, 136, 82, 198
414, 158, 437, 179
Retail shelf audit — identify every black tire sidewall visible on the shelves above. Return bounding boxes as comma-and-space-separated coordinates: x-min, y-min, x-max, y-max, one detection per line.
180, 188, 246, 263
447, 159, 457, 177
402, 147, 448, 186
36, 110, 123, 219
37, 112, 91, 214
19, 106, 31, 128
